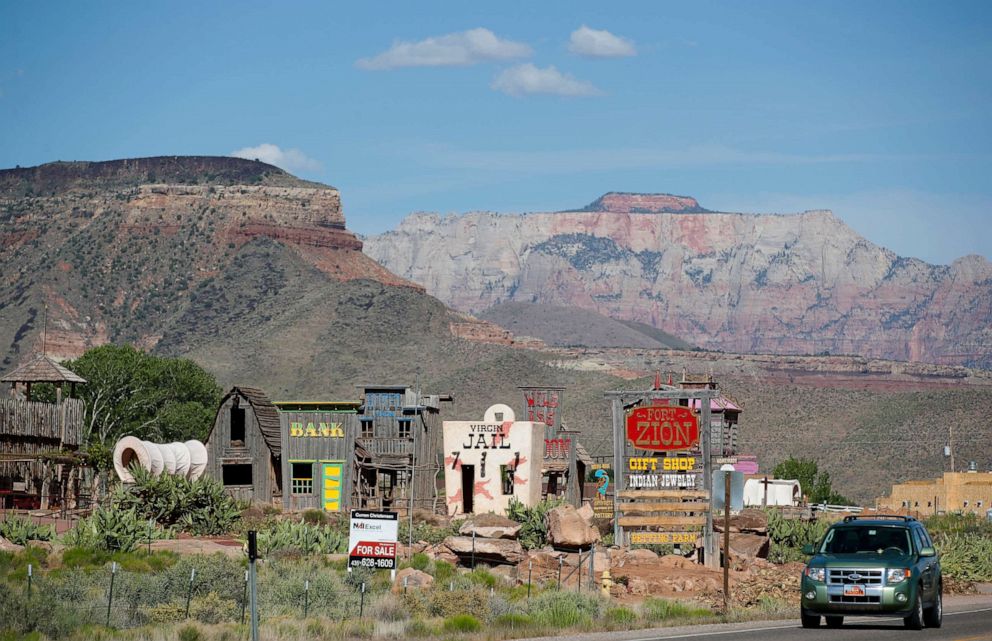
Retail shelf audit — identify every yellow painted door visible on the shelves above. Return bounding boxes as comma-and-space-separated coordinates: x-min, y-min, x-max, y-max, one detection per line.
321, 462, 343, 512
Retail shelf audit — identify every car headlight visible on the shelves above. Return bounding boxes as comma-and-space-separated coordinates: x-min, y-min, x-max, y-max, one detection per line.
805, 567, 825, 582
887, 568, 910, 584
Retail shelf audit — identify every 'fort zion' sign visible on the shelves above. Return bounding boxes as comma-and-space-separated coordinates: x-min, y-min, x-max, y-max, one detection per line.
625, 406, 699, 452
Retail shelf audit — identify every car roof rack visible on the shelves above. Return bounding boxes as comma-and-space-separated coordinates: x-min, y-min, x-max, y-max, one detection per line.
842, 514, 916, 523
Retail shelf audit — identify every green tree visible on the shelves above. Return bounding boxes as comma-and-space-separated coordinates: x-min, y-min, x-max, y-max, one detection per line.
62, 344, 221, 446
772, 456, 851, 505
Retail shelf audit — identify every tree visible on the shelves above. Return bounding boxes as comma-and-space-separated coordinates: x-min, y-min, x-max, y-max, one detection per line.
62, 344, 222, 447
772, 456, 851, 505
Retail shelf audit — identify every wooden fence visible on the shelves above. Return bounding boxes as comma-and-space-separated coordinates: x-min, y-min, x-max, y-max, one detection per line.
0, 397, 84, 448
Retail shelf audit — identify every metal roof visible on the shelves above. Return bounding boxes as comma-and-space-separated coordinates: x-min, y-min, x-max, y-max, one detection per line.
0, 354, 87, 384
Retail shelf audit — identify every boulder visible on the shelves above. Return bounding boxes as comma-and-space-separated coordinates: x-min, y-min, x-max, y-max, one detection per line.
458, 514, 522, 540
392, 567, 434, 593
0, 535, 24, 554
443, 535, 526, 565
612, 548, 658, 567
733, 508, 769, 534
728, 533, 770, 560
546, 504, 601, 548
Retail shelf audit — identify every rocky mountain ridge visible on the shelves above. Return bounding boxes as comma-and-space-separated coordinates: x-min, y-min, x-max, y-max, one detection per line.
364, 196, 992, 369
0, 157, 517, 369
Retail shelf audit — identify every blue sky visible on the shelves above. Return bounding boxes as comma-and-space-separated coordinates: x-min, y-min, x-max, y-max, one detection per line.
1, 1, 989, 264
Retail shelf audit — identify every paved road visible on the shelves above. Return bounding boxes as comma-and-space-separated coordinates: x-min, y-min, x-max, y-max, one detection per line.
520, 597, 992, 641
638, 606, 992, 641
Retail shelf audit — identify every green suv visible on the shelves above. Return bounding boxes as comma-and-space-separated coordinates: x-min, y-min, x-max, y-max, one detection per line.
800, 515, 941, 630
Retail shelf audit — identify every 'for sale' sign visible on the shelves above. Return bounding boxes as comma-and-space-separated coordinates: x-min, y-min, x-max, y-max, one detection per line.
348, 510, 398, 570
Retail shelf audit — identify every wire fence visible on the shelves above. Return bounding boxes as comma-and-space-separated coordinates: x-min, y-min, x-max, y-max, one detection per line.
4, 546, 605, 637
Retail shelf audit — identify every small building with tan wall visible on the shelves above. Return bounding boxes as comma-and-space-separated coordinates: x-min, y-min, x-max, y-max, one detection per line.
442, 403, 543, 516
876, 471, 992, 516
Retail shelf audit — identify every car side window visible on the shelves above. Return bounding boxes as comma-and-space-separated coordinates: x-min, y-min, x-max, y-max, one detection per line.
911, 528, 926, 553
920, 528, 934, 549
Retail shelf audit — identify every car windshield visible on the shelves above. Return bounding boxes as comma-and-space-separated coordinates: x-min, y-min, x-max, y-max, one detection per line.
819, 525, 913, 555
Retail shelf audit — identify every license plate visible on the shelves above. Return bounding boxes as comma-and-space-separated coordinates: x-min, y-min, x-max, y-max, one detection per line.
844, 584, 866, 597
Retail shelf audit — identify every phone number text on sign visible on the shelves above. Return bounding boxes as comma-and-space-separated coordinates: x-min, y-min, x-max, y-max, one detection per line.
350, 557, 396, 569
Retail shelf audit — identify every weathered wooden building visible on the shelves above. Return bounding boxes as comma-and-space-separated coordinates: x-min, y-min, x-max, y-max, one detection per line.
0, 355, 86, 509
207, 384, 452, 513
204, 386, 283, 504
353, 385, 451, 513
276, 400, 360, 513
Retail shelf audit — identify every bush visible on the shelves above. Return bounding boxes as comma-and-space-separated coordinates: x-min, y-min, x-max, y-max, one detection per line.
933, 532, 992, 582
640, 597, 710, 622
529, 590, 602, 627
494, 612, 533, 628
442, 614, 482, 633
178, 625, 202, 641
0, 516, 54, 546
402, 586, 489, 618
114, 466, 241, 535
605, 606, 638, 625
506, 496, 567, 549
409, 552, 430, 571
256, 519, 346, 556
61, 506, 159, 552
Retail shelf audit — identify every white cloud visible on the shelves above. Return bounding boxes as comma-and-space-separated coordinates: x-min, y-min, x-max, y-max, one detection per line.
230, 143, 322, 174
356, 28, 531, 70
568, 25, 636, 58
491, 63, 601, 97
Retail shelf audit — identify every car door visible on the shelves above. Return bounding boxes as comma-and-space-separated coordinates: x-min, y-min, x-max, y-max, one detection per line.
913, 527, 934, 600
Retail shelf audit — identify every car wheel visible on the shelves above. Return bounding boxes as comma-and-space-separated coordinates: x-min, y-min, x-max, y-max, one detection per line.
825, 616, 843, 628
801, 612, 820, 628
923, 587, 942, 628
904, 592, 924, 630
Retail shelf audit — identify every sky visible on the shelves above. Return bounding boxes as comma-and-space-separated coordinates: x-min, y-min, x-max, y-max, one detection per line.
1, 1, 990, 265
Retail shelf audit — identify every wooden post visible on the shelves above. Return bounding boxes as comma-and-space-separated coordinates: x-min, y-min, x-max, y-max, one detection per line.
723, 470, 731, 612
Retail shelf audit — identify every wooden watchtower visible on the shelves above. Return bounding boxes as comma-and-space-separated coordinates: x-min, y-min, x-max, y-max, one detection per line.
0, 355, 86, 510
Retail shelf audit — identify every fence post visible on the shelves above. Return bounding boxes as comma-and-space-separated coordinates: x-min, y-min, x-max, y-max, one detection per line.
403, 576, 409, 594
27, 563, 32, 600
471, 530, 476, 570
359, 583, 366, 618
185, 568, 196, 619
557, 556, 563, 590
589, 543, 595, 591
106, 561, 117, 628
527, 560, 532, 601
241, 570, 248, 625
577, 548, 582, 593
147, 518, 154, 556
304, 579, 310, 618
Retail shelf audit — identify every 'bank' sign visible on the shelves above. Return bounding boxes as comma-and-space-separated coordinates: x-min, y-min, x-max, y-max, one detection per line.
625, 406, 699, 452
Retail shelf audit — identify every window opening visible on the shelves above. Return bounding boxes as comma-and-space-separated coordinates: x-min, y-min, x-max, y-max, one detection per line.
398, 419, 412, 438
361, 419, 374, 438
230, 404, 246, 445
222, 464, 252, 486
500, 465, 514, 495
291, 462, 314, 495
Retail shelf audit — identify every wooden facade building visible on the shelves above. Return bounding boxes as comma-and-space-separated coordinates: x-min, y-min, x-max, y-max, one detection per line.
207, 384, 451, 513
204, 386, 283, 504
353, 385, 451, 513
277, 401, 360, 513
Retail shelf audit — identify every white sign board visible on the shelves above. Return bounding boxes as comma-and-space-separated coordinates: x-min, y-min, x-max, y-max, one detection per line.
348, 510, 398, 570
